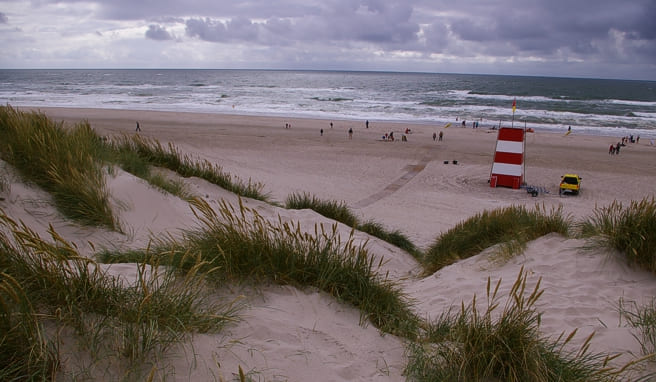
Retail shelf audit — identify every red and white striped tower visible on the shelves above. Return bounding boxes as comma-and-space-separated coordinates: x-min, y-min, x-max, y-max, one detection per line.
489, 127, 525, 189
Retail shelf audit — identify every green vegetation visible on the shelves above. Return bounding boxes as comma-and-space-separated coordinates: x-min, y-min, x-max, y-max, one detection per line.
0, 105, 117, 229
618, 297, 656, 358
579, 197, 656, 272
0, 272, 58, 381
423, 205, 570, 274
109, 134, 269, 202
0, 209, 237, 380
100, 198, 421, 339
286, 192, 358, 226
285, 192, 420, 259
405, 268, 625, 382
0, 165, 8, 196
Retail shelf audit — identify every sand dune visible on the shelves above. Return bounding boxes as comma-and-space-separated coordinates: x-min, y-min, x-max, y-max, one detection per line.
2, 107, 656, 380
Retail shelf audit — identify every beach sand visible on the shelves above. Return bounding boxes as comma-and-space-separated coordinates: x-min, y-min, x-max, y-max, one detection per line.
3, 106, 656, 380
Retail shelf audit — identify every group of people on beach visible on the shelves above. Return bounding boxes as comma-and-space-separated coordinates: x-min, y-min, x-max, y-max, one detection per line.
609, 135, 640, 155
318, 120, 448, 144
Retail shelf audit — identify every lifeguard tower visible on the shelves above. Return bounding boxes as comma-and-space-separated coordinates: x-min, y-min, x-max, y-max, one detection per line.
489, 127, 525, 189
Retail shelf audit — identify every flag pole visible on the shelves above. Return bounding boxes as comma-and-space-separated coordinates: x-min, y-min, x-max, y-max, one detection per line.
511, 98, 516, 128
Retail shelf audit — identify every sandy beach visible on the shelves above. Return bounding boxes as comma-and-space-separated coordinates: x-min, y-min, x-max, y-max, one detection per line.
3, 106, 656, 380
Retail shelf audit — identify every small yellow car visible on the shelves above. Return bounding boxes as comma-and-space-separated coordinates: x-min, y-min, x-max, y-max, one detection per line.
559, 174, 582, 195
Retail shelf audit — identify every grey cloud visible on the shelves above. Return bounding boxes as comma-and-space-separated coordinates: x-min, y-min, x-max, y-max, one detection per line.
145, 24, 174, 41
185, 18, 228, 42
185, 17, 263, 42
5, 0, 655, 78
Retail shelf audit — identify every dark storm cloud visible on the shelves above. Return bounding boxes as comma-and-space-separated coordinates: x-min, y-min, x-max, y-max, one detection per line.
145, 25, 174, 41
6, 0, 656, 78
429, 0, 656, 63
30, 0, 656, 55
184, 0, 419, 47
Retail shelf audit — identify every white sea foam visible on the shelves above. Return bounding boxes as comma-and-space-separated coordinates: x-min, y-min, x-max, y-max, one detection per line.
1, 69, 654, 138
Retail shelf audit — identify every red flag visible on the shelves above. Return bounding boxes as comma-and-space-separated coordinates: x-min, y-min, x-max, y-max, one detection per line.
512, 98, 516, 113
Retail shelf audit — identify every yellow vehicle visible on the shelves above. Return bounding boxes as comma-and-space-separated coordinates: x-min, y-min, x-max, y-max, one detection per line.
559, 174, 582, 195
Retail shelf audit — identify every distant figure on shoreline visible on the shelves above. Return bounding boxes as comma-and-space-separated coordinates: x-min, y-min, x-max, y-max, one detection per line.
348, 128, 353, 139
320, 128, 323, 136
433, 132, 437, 141
330, 122, 333, 129
439, 131, 443, 141
135, 121, 141, 132
365, 120, 369, 129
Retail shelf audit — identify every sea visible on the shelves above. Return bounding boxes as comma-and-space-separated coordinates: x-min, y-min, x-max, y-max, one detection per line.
1, 69, 655, 138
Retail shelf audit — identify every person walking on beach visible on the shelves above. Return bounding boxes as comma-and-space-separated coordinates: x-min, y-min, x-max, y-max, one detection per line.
135, 121, 141, 132
365, 120, 369, 129
330, 122, 333, 129
438, 131, 443, 141
320, 128, 323, 136
433, 132, 437, 141
348, 128, 353, 139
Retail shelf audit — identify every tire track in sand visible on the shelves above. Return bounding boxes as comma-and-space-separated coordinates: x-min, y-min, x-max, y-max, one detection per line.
352, 153, 433, 209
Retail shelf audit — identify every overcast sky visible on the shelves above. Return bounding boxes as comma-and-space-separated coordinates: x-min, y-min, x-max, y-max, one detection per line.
1, 0, 655, 80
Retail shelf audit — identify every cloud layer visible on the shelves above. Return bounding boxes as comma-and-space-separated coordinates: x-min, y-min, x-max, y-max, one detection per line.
1, 0, 655, 79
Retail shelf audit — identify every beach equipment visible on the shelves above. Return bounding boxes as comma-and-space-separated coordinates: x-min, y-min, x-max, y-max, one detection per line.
489, 127, 525, 189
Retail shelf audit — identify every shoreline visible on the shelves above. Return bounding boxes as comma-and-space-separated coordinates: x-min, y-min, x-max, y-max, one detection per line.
19, 105, 655, 140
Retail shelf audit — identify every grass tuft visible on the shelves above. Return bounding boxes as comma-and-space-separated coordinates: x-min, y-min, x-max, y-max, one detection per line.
618, 297, 656, 357
405, 267, 625, 382
578, 198, 656, 273
423, 204, 570, 274
102, 197, 422, 339
0, 208, 238, 378
109, 134, 268, 202
0, 271, 59, 380
285, 192, 420, 258
0, 105, 117, 229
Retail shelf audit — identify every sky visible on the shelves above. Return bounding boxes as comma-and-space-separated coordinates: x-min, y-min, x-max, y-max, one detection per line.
1, 0, 655, 80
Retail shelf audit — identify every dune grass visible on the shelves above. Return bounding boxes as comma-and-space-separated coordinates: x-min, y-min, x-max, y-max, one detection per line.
423, 204, 570, 274
405, 268, 626, 382
618, 297, 656, 358
578, 197, 656, 273
0, 209, 238, 379
285, 192, 420, 259
109, 134, 268, 202
100, 197, 422, 339
0, 105, 117, 229
0, 272, 59, 381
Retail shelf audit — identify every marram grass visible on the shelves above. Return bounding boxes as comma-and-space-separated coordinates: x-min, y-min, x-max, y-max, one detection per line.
285, 192, 420, 258
579, 197, 656, 273
0, 105, 117, 229
424, 204, 570, 274
110, 134, 269, 202
404, 267, 631, 382
617, 297, 656, 358
0, 272, 59, 381
101, 197, 422, 339
0, 209, 238, 379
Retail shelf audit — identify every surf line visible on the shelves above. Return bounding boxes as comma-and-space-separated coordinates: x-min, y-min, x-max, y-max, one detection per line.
353, 154, 432, 209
